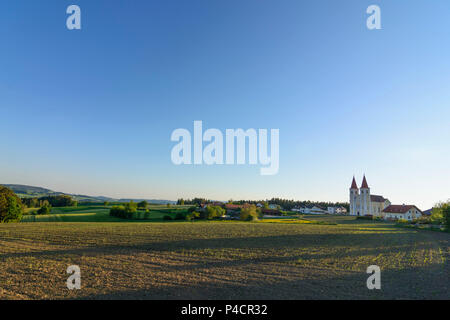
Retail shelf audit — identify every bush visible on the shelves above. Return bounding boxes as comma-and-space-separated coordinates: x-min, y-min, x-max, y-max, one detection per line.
413, 216, 430, 224
0, 186, 23, 223
163, 215, 172, 220
397, 219, 409, 224
37, 204, 52, 215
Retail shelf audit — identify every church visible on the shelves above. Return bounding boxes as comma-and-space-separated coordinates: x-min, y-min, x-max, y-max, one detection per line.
349, 175, 391, 217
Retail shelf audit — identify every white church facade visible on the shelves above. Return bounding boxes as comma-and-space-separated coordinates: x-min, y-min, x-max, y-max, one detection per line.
349, 175, 422, 220
349, 176, 391, 217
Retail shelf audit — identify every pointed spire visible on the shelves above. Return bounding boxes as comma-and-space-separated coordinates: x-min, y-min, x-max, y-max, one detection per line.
361, 175, 369, 189
350, 176, 358, 189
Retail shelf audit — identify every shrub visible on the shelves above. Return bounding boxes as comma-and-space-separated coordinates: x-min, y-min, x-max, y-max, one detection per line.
0, 186, 23, 223
397, 219, 409, 224
413, 216, 430, 224
163, 215, 172, 220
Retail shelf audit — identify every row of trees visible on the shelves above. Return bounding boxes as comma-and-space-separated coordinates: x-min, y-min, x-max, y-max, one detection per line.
177, 197, 349, 211
177, 198, 208, 206
22, 195, 77, 208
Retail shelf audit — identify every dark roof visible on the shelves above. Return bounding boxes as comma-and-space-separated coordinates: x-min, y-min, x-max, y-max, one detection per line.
350, 177, 358, 189
370, 195, 386, 202
422, 209, 433, 216
361, 176, 369, 189
382, 205, 422, 214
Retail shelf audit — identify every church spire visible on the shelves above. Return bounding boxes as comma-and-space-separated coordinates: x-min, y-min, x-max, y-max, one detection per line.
361, 175, 369, 189
350, 176, 358, 189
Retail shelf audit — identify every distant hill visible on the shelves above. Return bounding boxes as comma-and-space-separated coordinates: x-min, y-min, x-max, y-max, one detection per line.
2, 184, 61, 198
1, 184, 176, 204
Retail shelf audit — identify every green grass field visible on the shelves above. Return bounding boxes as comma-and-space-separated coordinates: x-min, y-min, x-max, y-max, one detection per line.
20, 205, 191, 223
1, 207, 448, 300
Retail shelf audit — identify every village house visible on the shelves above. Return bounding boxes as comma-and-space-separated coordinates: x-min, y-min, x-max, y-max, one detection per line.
327, 206, 347, 215
382, 205, 422, 221
299, 205, 327, 215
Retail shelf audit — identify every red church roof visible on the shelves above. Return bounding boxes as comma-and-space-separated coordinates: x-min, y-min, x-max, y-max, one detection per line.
350, 177, 358, 189
361, 176, 369, 189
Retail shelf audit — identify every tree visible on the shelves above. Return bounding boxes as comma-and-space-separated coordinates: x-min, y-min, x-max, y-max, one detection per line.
109, 202, 138, 219
103, 201, 110, 206
137, 200, 149, 210
22, 197, 39, 208
124, 201, 137, 213
37, 204, 52, 215
240, 205, 260, 221
443, 205, 450, 230
0, 186, 23, 223
201, 206, 225, 220
186, 211, 200, 221
187, 206, 197, 213
38, 195, 76, 207
431, 201, 449, 225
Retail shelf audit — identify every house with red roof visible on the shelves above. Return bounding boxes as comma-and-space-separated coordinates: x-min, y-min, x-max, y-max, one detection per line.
382, 205, 422, 221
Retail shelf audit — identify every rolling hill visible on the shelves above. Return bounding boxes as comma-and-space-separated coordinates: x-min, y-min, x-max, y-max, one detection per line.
0, 184, 175, 204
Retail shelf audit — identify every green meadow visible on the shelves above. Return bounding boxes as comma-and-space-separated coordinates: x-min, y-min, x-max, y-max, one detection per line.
21, 204, 191, 223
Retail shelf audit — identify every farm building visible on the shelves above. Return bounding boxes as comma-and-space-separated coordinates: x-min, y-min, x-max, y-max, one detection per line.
382, 205, 422, 221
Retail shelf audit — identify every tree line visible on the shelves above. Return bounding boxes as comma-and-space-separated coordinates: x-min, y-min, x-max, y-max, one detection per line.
21, 195, 78, 208
177, 197, 349, 211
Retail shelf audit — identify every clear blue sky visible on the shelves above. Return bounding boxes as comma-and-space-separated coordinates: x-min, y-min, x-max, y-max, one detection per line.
1, 1, 449, 209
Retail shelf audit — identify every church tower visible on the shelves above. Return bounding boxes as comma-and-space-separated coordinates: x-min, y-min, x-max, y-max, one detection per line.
360, 175, 371, 216
349, 176, 359, 216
